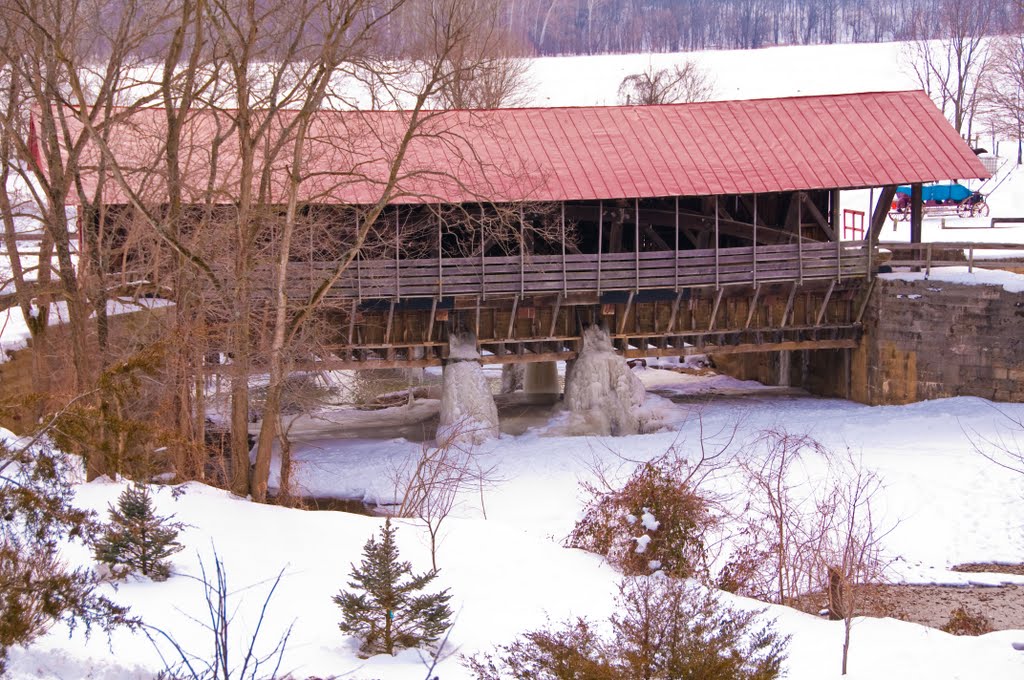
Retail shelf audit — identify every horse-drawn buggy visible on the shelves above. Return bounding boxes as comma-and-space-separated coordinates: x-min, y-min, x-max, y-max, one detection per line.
888, 182, 989, 222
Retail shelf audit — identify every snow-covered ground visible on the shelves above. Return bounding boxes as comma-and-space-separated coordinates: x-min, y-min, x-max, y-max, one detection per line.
8, 367, 1024, 679
5, 38, 1024, 679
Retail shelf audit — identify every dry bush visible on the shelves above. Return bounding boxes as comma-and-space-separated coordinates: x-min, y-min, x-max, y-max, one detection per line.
725, 429, 834, 604
566, 442, 727, 580
941, 606, 993, 636
466, 576, 788, 680
391, 419, 498, 571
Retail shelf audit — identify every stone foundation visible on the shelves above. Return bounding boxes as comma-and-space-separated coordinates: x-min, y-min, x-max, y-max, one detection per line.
715, 276, 1024, 405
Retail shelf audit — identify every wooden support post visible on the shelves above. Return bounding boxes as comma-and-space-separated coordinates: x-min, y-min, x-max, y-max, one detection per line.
618, 290, 635, 336
384, 300, 395, 344
507, 294, 519, 339
968, 246, 974, 272
855, 278, 876, 324
426, 297, 438, 342
474, 296, 481, 337
752, 193, 758, 284
708, 287, 724, 331
781, 281, 797, 327
635, 198, 640, 292
815, 280, 836, 327
438, 211, 443, 298
674, 196, 680, 290
868, 185, 898, 244
395, 208, 401, 300
353, 209, 363, 301
830, 189, 841, 237
801, 192, 836, 241
926, 243, 932, 276
356, 251, 362, 301
348, 298, 357, 346
561, 202, 567, 294
745, 284, 761, 329
597, 199, 604, 295
549, 293, 562, 338
910, 183, 923, 244
519, 206, 525, 296
667, 290, 684, 334
480, 205, 486, 300
714, 196, 720, 290
797, 199, 804, 284
836, 232, 842, 283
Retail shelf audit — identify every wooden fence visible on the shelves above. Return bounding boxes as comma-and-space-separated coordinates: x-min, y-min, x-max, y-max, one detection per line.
281, 240, 870, 301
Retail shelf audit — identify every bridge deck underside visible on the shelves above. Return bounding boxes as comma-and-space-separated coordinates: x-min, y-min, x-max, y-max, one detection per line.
313, 269, 868, 371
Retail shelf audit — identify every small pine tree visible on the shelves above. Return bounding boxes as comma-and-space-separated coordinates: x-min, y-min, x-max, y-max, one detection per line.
93, 483, 184, 581
333, 519, 452, 657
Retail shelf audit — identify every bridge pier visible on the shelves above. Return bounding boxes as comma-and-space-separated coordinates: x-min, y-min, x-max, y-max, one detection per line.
524, 362, 559, 398
500, 363, 525, 393
437, 332, 499, 445
564, 325, 646, 436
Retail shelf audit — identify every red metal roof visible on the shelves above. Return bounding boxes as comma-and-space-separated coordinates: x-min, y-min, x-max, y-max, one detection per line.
72, 90, 988, 205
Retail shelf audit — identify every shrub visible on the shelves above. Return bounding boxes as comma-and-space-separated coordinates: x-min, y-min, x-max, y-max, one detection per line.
467, 576, 788, 680
94, 483, 185, 581
566, 451, 718, 579
941, 606, 993, 636
333, 519, 452, 657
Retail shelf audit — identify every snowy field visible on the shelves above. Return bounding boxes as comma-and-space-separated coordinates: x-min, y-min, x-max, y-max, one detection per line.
4, 39, 1024, 679
7, 368, 1024, 679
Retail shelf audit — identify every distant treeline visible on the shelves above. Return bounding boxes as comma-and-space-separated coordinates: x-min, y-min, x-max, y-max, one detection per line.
488, 0, 1021, 54
90, 0, 1022, 62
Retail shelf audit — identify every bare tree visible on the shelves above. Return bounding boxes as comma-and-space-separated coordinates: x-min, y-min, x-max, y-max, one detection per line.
616, 61, 715, 106
982, 34, 1024, 163
904, 0, 994, 137
820, 453, 889, 676
430, 0, 533, 109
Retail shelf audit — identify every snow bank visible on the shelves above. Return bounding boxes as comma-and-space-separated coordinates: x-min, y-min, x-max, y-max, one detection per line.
564, 325, 647, 435
437, 333, 499, 445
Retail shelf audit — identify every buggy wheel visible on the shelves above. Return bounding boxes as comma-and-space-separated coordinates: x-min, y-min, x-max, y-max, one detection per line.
974, 201, 990, 217
956, 200, 972, 218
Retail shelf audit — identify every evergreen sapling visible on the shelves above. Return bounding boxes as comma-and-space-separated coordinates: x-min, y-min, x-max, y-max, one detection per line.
333, 518, 452, 657
94, 483, 184, 581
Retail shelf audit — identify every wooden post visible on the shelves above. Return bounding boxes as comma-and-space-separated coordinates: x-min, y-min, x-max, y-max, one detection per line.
816, 280, 836, 326
561, 202, 567, 294
714, 196, 720, 290
745, 284, 761, 329
674, 196, 680, 291
635, 198, 640, 292
597, 200, 603, 295
830, 189, 841, 237
355, 211, 362, 301
709, 287, 724, 331
797, 198, 803, 284
395, 207, 401, 300
480, 205, 486, 300
868, 185, 898, 245
437, 210, 443, 298
910, 183, 923, 244
752, 193, 758, 285
519, 205, 525, 296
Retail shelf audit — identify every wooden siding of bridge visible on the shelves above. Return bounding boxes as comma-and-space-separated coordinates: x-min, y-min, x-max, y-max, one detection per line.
269, 240, 870, 301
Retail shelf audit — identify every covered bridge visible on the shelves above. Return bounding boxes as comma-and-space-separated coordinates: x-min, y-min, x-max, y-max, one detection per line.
72, 89, 988, 369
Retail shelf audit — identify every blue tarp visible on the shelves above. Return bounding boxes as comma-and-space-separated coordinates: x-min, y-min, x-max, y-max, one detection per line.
895, 183, 973, 202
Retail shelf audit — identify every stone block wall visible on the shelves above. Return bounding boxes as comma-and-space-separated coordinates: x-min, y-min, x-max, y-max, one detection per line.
851, 276, 1024, 404
713, 276, 1024, 406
